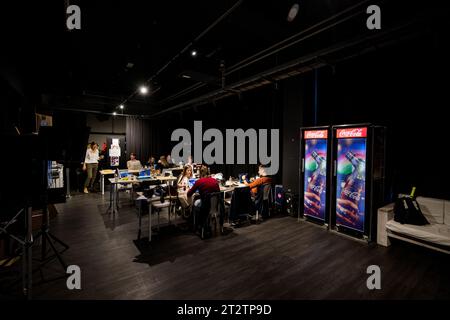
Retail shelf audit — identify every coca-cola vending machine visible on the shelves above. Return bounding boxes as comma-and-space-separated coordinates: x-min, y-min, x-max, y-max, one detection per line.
299, 126, 331, 225
331, 124, 386, 241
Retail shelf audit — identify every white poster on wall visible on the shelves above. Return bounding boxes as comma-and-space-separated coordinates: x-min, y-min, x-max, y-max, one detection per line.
109, 139, 121, 166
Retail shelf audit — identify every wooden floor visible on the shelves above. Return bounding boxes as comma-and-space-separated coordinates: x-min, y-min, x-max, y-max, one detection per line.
3, 191, 450, 300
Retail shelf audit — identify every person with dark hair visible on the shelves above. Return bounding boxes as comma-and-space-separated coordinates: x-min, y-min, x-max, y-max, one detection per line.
127, 152, 142, 170
146, 156, 156, 169
243, 164, 273, 196
83, 141, 103, 193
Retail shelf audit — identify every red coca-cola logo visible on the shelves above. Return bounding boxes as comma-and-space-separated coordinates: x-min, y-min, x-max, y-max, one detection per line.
304, 130, 328, 139
337, 127, 367, 138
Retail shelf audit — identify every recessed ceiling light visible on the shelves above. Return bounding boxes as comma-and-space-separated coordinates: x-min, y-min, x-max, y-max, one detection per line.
287, 3, 300, 22
191, 50, 197, 57
139, 86, 149, 94
113, 112, 117, 116
182, 74, 192, 79
119, 104, 124, 109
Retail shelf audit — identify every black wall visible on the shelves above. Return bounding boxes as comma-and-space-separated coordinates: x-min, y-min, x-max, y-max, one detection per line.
279, 22, 450, 200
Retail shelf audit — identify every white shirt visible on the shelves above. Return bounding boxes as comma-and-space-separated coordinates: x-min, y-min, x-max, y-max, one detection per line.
127, 159, 142, 170
84, 148, 100, 164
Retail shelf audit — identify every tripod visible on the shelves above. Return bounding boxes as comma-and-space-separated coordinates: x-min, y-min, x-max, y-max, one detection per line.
33, 160, 69, 275
0, 206, 33, 298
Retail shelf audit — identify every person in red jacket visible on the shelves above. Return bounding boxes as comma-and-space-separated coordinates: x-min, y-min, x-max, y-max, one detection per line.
187, 165, 220, 230
187, 165, 220, 199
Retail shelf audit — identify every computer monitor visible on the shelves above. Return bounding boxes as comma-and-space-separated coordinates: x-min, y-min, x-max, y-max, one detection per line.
239, 173, 250, 183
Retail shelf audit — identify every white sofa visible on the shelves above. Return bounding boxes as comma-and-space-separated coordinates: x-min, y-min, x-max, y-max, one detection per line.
377, 196, 450, 254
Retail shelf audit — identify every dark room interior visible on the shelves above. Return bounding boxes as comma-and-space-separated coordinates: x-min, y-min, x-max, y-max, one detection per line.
1, 0, 450, 313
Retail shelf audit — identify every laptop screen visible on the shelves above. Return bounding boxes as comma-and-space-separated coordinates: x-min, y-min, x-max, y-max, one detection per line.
139, 169, 151, 177
119, 171, 129, 178
188, 178, 198, 189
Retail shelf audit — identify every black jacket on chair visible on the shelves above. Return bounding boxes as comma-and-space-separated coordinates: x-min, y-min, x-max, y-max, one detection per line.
229, 186, 254, 221
198, 192, 225, 229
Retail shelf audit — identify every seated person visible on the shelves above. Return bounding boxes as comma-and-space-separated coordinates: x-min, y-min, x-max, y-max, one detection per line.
177, 165, 193, 190
127, 152, 143, 171
166, 154, 176, 168
184, 155, 195, 171
146, 156, 156, 169
187, 165, 220, 228
243, 164, 273, 196
156, 155, 170, 171
177, 165, 194, 209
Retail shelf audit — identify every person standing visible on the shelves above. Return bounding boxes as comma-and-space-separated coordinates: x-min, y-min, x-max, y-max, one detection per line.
83, 142, 102, 194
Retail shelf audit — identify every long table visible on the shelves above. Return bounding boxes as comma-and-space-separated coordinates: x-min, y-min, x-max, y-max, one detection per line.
100, 169, 145, 195
107, 175, 177, 215
136, 182, 247, 242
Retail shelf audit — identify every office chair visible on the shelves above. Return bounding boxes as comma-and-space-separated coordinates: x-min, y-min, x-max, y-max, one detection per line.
255, 184, 272, 223
198, 192, 225, 239
228, 186, 253, 227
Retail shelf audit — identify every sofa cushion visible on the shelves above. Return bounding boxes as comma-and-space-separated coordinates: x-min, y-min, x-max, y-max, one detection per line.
416, 197, 444, 224
445, 201, 450, 226
386, 220, 450, 246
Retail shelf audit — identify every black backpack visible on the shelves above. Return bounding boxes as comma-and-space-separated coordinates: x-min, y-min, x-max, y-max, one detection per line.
394, 196, 429, 225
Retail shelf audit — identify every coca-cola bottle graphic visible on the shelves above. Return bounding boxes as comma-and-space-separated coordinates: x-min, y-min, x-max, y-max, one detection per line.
304, 151, 326, 218
336, 151, 366, 228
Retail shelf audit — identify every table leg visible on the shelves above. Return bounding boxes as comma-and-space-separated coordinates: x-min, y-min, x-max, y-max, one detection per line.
112, 184, 116, 215
107, 183, 113, 213
148, 203, 152, 242
101, 174, 105, 195
137, 200, 142, 240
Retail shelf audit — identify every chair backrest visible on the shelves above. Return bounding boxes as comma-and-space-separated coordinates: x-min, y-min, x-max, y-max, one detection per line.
230, 186, 253, 215
209, 192, 221, 216
262, 184, 272, 201
200, 192, 224, 220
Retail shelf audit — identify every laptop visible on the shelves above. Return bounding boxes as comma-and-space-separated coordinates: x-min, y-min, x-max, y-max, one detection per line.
118, 170, 129, 178
138, 169, 152, 179
188, 178, 198, 189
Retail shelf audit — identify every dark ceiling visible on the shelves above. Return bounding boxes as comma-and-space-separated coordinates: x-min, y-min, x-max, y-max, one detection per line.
0, 0, 446, 117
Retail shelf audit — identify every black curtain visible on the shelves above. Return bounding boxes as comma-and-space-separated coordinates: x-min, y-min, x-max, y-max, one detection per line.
126, 117, 160, 165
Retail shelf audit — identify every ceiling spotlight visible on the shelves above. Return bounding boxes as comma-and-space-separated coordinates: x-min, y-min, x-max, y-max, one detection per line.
287, 3, 300, 22
191, 50, 197, 57
119, 104, 124, 110
113, 112, 117, 116
139, 86, 149, 94
182, 74, 192, 79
